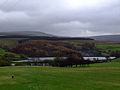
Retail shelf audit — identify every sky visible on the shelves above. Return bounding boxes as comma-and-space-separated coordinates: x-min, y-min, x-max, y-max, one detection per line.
0, 0, 120, 37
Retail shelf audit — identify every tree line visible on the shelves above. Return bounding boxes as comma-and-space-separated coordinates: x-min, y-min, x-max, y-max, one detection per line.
14, 54, 113, 67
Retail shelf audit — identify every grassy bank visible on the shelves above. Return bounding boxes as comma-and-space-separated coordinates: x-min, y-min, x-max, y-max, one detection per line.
0, 59, 120, 90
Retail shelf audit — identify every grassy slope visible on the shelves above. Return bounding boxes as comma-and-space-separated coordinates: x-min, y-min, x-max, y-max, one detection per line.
0, 39, 20, 48
0, 48, 21, 59
96, 44, 120, 56
0, 59, 120, 90
96, 44, 120, 51
0, 38, 26, 48
0, 48, 9, 56
0, 48, 14, 56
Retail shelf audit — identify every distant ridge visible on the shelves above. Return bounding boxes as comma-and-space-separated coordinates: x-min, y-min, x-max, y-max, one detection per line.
90, 34, 120, 41
0, 31, 55, 37
0, 31, 93, 40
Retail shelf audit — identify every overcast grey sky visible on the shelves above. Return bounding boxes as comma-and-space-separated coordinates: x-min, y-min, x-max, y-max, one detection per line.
0, 0, 120, 36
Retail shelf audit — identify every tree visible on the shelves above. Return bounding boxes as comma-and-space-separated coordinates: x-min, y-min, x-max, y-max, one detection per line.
110, 51, 120, 58
3, 53, 16, 61
81, 42, 96, 50
0, 56, 11, 66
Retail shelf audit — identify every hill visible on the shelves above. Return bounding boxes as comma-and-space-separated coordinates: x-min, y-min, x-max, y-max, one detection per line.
0, 31, 55, 37
0, 31, 93, 41
91, 34, 120, 41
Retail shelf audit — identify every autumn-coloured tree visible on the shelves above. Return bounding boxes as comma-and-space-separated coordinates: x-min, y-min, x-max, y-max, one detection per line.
12, 40, 78, 57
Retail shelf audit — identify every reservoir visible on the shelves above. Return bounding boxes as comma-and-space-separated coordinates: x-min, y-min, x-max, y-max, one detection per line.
13, 57, 116, 63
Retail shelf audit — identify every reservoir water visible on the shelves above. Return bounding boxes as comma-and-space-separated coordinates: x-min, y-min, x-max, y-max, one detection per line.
13, 57, 116, 63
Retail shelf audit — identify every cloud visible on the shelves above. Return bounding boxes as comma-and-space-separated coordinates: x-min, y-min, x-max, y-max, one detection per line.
49, 21, 93, 36
0, 10, 30, 21
0, 0, 120, 36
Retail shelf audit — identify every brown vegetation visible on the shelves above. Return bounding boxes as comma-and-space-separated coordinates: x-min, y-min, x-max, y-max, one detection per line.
12, 40, 78, 57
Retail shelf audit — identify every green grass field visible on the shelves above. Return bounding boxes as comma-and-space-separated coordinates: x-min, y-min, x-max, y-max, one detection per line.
0, 59, 120, 90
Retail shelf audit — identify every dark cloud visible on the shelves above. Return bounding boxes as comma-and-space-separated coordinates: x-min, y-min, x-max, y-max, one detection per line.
0, 0, 120, 36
